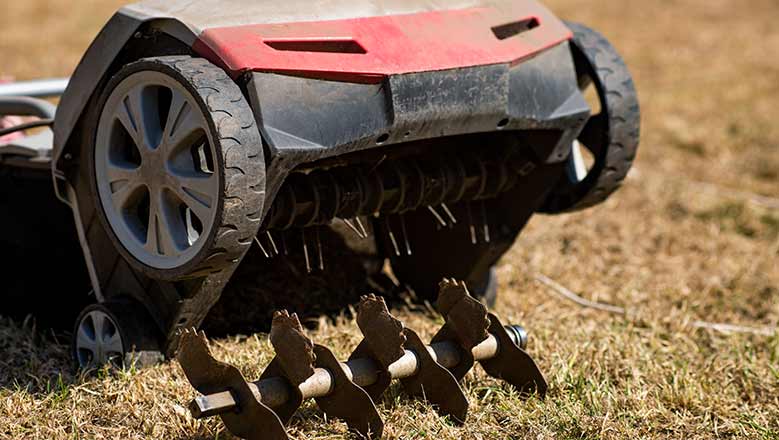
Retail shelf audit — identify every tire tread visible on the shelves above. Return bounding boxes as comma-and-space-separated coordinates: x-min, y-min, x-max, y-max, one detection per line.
542, 22, 641, 213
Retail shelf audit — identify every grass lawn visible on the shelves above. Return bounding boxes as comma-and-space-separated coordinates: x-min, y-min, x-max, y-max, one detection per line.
1, 0, 778, 438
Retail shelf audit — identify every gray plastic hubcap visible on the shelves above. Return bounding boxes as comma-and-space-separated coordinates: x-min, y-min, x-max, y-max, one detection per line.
75, 310, 124, 368
95, 71, 220, 270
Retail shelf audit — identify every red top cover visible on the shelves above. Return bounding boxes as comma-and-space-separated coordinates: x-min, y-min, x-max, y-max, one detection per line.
194, 4, 571, 83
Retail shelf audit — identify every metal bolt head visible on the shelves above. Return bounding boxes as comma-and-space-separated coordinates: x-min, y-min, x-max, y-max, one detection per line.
504, 325, 529, 350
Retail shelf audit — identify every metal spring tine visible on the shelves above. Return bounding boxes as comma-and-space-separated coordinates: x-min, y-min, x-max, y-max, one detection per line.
387, 218, 402, 257
480, 200, 491, 243
302, 229, 312, 273
427, 205, 448, 228
315, 226, 325, 271
367, 154, 387, 175
440, 203, 457, 226
354, 217, 368, 239
467, 203, 478, 244
342, 218, 366, 239
280, 231, 289, 256
399, 215, 412, 256
254, 236, 271, 258
266, 231, 280, 256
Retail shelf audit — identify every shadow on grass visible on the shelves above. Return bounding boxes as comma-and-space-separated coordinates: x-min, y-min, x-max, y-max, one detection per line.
0, 226, 403, 396
202, 226, 400, 336
0, 315, 80, 395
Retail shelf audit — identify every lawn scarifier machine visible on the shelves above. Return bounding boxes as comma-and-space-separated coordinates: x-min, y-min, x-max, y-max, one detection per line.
178, 280, 546, 439
0, 0, 639, 371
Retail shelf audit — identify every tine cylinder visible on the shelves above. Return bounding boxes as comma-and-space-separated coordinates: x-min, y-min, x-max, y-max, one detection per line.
432, 279, 491, 381
177, 330, 289, 440
350, 294, 406, 400
180, 280, 548, 440
186, 326, 526, 419
399, 328, 469, 424
313, 345, 384, 439
259, 359, 304, 423
480, 313, 548, 397
350, 341, 395, 402
260, 311, 314, 423
264, 311, 385, 438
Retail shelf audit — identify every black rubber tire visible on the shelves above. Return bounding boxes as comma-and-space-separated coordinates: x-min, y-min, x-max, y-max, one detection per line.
72, 298, 164, 370
89, 56, 265, 280
540, 22, 641, 213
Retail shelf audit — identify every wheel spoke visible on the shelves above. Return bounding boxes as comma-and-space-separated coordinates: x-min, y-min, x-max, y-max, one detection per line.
172, 180, 214, 223
90, 312, 107, 345
116, 87, 147, 150
146, 209, 161, 255
103, 331, 124, 355
106, 165, 143, 210
76, 324, 97, 353
163, 89, 203, 157
578, 112, 608, 157
106, 163, 140, 184
112, 182, 143, 211
146, 190, 182, 256
117, 86, 165, 151
178, 174, 217, 201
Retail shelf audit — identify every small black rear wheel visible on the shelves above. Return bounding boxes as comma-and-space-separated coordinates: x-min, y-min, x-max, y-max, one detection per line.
540, 22, 641, 213
72, 298, 164, 370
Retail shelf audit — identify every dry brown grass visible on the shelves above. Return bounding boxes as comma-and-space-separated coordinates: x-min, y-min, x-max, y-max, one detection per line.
1, 0, 778, 439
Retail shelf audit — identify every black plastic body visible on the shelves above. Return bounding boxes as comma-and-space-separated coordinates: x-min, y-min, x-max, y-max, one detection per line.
3, 38, 590, 353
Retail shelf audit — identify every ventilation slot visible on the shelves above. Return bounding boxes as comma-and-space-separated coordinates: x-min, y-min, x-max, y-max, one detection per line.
492, 18, 540, 40
265, 39, 367, 54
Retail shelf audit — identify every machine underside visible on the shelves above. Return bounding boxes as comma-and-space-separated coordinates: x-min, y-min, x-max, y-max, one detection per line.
36, 35, 589, 355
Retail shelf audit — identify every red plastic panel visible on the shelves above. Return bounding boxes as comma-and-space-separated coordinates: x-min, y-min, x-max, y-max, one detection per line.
194, 4, 572, 83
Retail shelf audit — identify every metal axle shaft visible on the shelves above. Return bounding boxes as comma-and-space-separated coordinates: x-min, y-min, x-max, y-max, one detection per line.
190, 325, 527, 418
